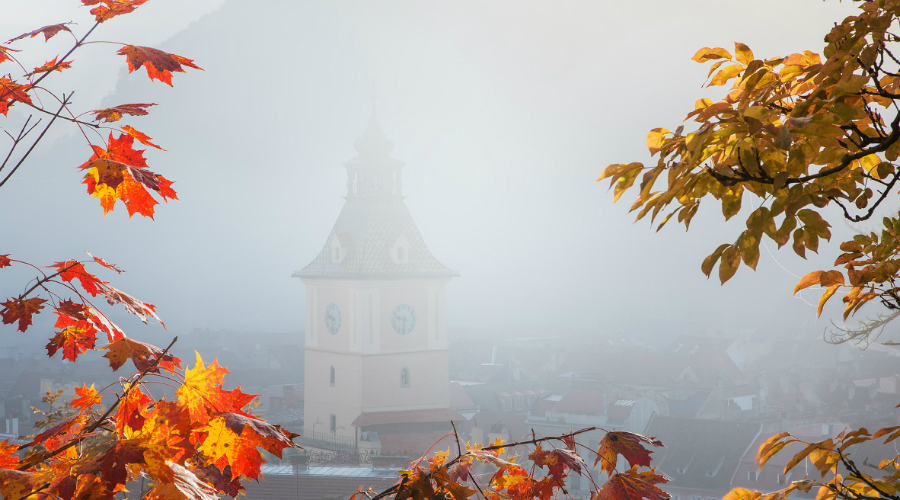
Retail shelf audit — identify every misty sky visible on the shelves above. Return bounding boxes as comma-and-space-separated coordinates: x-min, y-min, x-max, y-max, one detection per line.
2, 0, 880, 345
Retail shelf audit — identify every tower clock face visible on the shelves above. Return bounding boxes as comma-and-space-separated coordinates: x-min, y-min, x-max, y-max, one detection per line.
325, 303, 342, 335
391, 303, 417, 335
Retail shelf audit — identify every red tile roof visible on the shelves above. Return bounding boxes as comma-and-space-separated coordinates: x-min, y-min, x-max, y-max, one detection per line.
553, 389, 605, 415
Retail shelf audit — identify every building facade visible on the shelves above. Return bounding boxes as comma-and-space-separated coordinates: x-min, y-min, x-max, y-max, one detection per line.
293, 114, 457, 452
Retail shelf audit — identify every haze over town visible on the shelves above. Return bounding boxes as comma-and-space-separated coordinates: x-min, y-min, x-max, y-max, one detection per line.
3, 2, 900, 500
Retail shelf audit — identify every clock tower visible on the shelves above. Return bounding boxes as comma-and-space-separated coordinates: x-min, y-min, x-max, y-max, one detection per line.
294, 114, 458, 454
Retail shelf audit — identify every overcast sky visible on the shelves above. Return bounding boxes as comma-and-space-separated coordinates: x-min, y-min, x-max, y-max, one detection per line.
2, 0, 881, 345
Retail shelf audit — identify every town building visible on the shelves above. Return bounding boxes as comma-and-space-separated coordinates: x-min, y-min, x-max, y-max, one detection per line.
293, 113, 460, 456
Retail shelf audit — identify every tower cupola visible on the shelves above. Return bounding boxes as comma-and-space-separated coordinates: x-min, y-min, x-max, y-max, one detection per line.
344, 113, 405, 198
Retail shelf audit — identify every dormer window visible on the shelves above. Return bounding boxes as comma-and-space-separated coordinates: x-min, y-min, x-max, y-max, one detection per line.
391, 235, 409, 264
330, 234, 344, 263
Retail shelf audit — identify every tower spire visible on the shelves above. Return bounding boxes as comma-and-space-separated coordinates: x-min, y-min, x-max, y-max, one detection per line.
344, 106, 402, 198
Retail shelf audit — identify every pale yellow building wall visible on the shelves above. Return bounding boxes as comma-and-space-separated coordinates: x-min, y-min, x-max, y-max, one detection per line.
301, 277, 452, 443
360, 351, 450, 411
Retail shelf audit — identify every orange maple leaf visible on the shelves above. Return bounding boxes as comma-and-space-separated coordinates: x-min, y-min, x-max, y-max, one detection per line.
0, 77, 32, 115
0, 255, 10, 268
595, 431, 664, 474
26, 56, 72, 77
8, 23, 73, 43
221, 412, 297, 457
82, 0, 148, 22
72, 384, 102, 411
116, 384, 151, 436
51, 260, 106, 296
90, 103, 156, 123
1, 297, 46, 332
80, 133, 177, 217
175, 353, 232, 424
144, 461, 217, 500
100, 337, 181, 373
596, 467, 669, 500
0, 440, 19, 468
117, 45, 201, 86
121, 125, 163, 150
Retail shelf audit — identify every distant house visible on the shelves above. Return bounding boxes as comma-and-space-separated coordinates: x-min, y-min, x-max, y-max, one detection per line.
645, 415, 761, 500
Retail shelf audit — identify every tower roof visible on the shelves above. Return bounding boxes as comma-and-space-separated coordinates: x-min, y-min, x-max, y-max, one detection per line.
293, 197, 457, 279
293, 116, 456, 280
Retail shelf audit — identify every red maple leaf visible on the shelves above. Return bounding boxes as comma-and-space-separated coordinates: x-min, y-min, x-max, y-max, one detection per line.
80, 133, 176, 217
26, 56, 73, 77
8, 23, 73, 43
595, 431, 664, 474
116, 385, 152, 435
596, 467, 670, 500
0, 255, 11, 268
0, 46, 18, 66
86, 251, 123, 273
122, 125, 163, 150
117, 45, 202, 86
82, 0, 148, 22
46, 322, 96, 361
90, 103, 156, 123
51, 260, 106, 296
0, 77, 32, 116
1, 297, 47, 332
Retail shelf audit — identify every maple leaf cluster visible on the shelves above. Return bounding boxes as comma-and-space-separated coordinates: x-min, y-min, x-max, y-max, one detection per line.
364, 429, 669, 500
0, 0, 199, 216
0, 5, 301, 500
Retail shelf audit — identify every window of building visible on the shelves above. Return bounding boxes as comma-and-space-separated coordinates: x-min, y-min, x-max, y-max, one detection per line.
707, 497, 717, 500
397, 246, 404, 260
748, 471, 759, 481
515, 396, 524, 411
690, 495, 701, 500
671, 495, 680, 500
333, 247, 339, 261
329, 414, 336, 433
329, 366, 335, 387
400, 368, 410, 388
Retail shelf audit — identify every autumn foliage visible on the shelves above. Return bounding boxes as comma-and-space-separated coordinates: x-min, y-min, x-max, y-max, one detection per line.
0, 2, 301, 499
0, 3, 676, 500
358, 429, 669, 500
603, 2, 900, 500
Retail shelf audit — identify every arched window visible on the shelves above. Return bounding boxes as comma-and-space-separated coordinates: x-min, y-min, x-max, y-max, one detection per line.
332, 247, 339, 261
329, 366, 335, 387
400, 368, 410, 388
397, 246, 404, 260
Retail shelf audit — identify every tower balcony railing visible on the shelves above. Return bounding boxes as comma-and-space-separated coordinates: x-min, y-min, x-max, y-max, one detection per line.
298, 429, 355, 452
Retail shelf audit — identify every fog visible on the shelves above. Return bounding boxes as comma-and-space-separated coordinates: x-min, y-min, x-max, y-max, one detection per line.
1, 0, 873, 342
7, 3, 900, 498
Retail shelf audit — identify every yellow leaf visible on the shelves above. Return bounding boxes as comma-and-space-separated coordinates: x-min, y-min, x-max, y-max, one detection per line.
719, 245, 740, 284
692, 47, 733, 63
702, 244, 730, 277
646, 128, 670, 155
793, 270, 824, 295
818, 284, 840, 316
857, 154, 881, 173
734, 42, 754, 65
709, 64, 744, 87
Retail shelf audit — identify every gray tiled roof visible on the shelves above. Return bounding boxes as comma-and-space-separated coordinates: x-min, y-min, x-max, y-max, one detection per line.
293, 197, 457, 279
